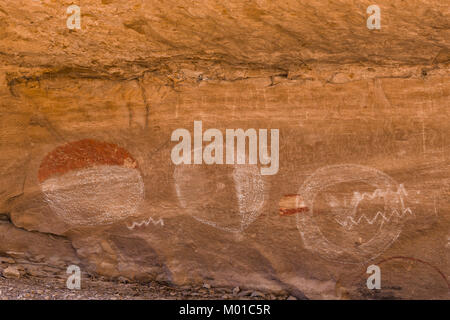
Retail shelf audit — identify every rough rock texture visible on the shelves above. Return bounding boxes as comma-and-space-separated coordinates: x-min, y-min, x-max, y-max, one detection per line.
0, 1, 449, 299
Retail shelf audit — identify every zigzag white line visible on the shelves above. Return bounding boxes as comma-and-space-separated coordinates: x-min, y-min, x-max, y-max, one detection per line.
334, 184, 414, 229
127, 217, 164, 230
350, 184, 408, 210
335, 207, 413, 229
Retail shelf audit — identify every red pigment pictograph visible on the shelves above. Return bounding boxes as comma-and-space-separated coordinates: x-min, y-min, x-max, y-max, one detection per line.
38, 139, 138, 182
39, 139, 144, 226
279, 194, 309, 216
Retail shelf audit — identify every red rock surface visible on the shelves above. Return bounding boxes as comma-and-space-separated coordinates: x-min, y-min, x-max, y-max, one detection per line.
0, 0, 448, 299
38, 139, 138, 182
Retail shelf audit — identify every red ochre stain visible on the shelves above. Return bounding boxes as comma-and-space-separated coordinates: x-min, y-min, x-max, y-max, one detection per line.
279, 207, 309, 216
38, 139, 138, 183
279, 194, 309, 216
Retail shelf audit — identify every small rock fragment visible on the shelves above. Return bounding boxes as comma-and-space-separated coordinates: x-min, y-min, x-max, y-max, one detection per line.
0, 257, 15, 264
2, 266, 21, 279
203, 283, 211, 289
250, 291, 265, 298
238, 290, 253, 297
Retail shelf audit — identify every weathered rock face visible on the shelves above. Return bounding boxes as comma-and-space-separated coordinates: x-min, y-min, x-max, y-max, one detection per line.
0, 0, 448, 299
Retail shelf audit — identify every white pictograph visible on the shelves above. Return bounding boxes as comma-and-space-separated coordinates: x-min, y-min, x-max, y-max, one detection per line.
296, 164, 414, 264
41, 165, 144, 226
233, 165, 266, 230
174, 164, 265, 233
127, 217, 165, 230
333, 184, 413, 230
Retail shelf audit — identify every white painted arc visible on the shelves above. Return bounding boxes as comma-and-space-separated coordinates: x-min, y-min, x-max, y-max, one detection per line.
40, 165, 144, 226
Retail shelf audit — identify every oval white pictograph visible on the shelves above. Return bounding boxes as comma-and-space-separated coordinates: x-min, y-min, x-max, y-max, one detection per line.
174, 164, 265, 233
39, 139, 144, 226
296, 164, 413, 264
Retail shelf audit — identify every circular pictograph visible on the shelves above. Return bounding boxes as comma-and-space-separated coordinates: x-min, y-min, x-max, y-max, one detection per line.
39, 139, 144, 226
174, 164, 265, 233
297, 164, 412, 264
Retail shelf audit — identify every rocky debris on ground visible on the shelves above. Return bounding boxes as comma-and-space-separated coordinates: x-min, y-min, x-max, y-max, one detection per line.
2, 266, 21, 279
0, 268, 292, 300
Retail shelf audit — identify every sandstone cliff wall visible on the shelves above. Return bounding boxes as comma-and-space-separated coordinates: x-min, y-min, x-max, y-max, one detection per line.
0, 0, 448, 299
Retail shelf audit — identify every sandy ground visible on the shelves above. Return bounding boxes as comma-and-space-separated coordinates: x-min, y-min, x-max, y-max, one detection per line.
0, 273, 292, 300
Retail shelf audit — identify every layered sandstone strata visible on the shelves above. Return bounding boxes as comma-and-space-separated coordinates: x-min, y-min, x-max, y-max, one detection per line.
0, 0, 448, 299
